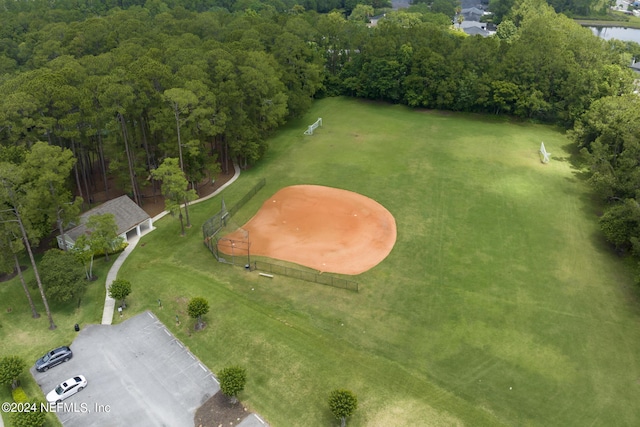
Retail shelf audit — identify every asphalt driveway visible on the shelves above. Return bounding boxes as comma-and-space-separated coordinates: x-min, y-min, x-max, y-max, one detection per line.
32, 311, 220, 427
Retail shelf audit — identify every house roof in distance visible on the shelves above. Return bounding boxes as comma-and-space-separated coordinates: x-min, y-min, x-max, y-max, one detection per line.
65, 195, 150, 242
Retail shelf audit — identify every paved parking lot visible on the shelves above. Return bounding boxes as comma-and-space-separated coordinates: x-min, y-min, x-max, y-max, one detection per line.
31, 312, 222, 427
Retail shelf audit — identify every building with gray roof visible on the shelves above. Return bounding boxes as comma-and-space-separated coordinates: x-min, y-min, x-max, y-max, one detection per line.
57, 195, 152, 249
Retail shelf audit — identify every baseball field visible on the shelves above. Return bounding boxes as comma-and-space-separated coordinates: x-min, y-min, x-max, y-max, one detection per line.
114, 97, 640, 426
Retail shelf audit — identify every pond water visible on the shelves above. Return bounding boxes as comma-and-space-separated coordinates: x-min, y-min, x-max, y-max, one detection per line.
588, 26, 640, 43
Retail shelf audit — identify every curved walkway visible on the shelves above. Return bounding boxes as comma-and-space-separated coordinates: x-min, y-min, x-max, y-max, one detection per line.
101, 163, 241, 325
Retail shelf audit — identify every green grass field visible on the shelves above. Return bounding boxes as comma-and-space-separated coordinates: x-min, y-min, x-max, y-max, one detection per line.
0, 255, 114, 427
3, 97, 640, 426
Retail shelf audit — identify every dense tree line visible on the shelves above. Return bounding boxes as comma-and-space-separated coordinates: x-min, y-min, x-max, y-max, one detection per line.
0, 3, 327, 205
1, 0, 640, 323
572, 94, 640, 275
333, 1, 636, 125
490, 0, 610, 22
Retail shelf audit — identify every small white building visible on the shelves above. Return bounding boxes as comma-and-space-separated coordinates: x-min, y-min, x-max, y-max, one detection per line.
57, 195, 152, 250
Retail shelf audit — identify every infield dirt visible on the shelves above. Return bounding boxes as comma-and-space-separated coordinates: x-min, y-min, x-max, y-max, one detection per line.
219, 185, 396, 275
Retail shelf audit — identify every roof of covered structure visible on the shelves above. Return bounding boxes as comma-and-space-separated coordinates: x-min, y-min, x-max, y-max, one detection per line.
64, 195, 150, 241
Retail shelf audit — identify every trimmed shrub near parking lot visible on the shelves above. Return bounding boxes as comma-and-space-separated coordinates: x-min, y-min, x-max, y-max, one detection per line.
218, 366, 246, 404
10, 399, 46, 427
0, 356, 25, 390
109, 278, 132, 307
12, 386, 28, 403
187, 297, 209, 330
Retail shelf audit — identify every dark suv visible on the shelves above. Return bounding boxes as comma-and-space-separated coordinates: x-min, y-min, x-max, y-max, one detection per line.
35, 346, 73, 372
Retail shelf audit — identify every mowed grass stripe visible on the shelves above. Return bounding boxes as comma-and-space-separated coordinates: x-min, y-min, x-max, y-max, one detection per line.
115, 97, 640, 426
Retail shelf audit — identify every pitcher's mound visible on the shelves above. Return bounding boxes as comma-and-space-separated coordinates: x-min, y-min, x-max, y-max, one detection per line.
220, 185, 396, 275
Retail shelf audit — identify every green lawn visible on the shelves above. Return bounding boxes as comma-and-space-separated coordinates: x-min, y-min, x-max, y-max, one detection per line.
0, 254, 114, 427
3, 97, 640, 426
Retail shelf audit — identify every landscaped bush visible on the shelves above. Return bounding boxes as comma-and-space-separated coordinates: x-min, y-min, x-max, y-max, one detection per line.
12, 386, 28, 403
94, 240, 129, 258
9, 399, 46, 427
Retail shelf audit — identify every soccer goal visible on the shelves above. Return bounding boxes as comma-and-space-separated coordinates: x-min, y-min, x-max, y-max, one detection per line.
539, 142, 551, 164
304, 118, 322, 135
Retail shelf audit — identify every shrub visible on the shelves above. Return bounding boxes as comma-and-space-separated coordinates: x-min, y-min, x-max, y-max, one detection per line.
328, 389, 358, 427
218, 366, 247, 403
12, 386, 28, 403
10, 399, 46, 427
0, 356, 26, 390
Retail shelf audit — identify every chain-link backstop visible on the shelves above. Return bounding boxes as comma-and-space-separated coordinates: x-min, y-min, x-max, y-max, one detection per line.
202, 177, 360, 291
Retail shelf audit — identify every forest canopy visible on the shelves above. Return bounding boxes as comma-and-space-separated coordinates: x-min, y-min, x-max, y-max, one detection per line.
0, 0, 639, 272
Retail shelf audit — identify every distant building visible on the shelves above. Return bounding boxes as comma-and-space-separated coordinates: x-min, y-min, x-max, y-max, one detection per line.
458, 20, 494, 37
461, 7, 485, 21
57, 195, 152, 250
368, 14, 385, 27
464, 26, 491, 37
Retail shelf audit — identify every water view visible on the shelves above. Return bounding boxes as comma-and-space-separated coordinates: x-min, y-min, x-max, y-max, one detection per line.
589, 26, 640, 43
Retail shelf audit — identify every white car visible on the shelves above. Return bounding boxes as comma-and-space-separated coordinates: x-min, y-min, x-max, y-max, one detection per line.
46, 375, 88, 403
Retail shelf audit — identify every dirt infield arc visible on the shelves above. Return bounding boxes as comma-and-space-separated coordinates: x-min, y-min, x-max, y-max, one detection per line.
219, 185, 397, 275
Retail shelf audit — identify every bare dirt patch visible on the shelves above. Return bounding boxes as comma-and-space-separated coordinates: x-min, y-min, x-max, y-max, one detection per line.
194, 392, 250, 427
219, 185, 396, 275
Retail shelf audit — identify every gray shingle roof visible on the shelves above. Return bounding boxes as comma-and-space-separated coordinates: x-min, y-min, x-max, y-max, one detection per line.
464, 26, 490, 37
462, 7, 484, 15
65, 195, 150, 242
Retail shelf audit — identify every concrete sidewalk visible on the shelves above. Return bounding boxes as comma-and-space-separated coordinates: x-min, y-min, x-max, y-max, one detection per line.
101, 163, 241, 325
94, 163, 272, 426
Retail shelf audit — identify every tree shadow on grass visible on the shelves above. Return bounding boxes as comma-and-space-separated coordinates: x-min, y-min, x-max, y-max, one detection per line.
0, 265, 27, 283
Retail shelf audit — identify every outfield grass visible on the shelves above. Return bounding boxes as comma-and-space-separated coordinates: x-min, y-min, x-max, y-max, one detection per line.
4, 97, 640, 426
118, 98, 640, 426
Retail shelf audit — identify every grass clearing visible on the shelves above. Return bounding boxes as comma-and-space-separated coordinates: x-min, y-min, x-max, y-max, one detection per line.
3, 97, 640, 426
119, 98, 640, 426
0, 254, 114, 426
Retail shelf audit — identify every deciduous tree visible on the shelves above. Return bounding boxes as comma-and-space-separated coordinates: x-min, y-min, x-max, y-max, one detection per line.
151, 158, 197, 235
187, 296, 209, 330
72, 234, 95, 281
0, 163, 56, 330
0, 356, 25, 390
599, 199, 640, 253
22, 142, 81, 251
39, 249, 86, 303
328, 389, 358, 427
218, 366, 247, 404
108, 278, 132, 307
85, 213, 123, 262
349, 4, 374, 23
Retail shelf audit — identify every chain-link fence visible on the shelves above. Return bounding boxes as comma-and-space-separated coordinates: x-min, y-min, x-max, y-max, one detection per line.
202, 178, 265, 263
202, 177, 359, 291
251, 260, 359, 292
